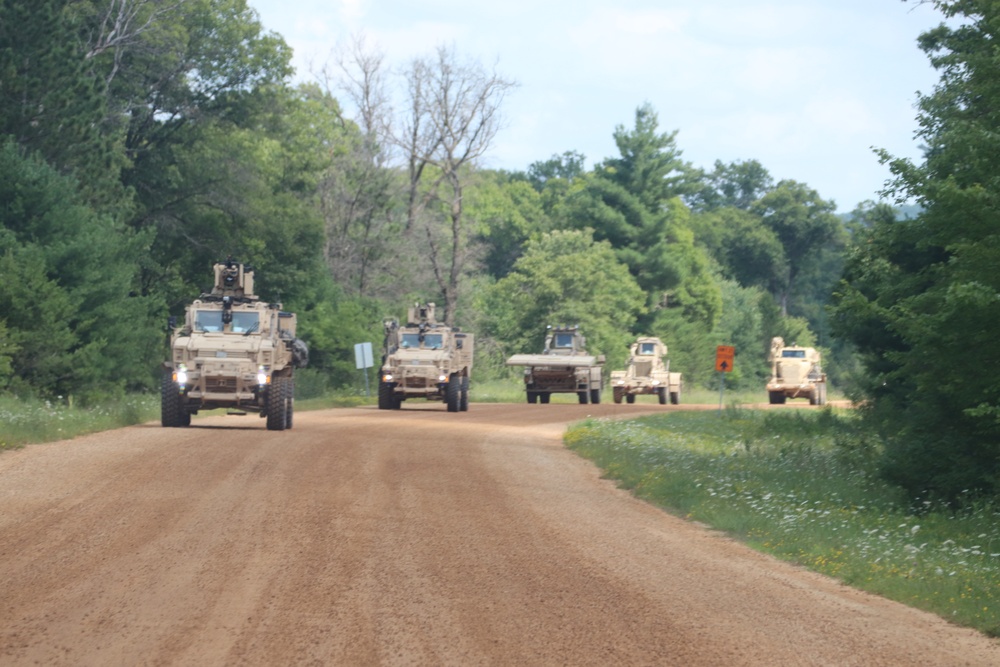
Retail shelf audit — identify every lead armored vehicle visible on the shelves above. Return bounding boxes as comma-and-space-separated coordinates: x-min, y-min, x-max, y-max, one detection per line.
161, 259, 308, 430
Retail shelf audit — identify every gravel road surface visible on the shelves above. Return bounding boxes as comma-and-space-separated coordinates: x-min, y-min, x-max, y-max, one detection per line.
1, 403, 997, 666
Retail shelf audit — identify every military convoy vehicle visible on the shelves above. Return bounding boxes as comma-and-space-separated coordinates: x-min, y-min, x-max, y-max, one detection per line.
506, 325, 604, 404
610, 336, 682, 405
767, 336, 827, 405
378, 302, 474, 412
161, 259, 309, 430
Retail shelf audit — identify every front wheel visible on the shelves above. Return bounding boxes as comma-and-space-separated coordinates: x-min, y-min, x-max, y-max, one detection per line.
657, 387, 667, 405
769, 391, 786, 405
613, 387, 623, 404
446, 374, 461, 412
160, 371, 188, 427
590, 388, 601, 404
670, 390, 681, 405
267, 377, 289, 430
459, 376, 470, 412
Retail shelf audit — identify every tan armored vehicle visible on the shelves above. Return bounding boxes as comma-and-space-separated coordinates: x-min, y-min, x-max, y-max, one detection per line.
161, 259, 308, 430
506, 325, 604, 404
767, 336, 827, 405
378, 302, 474, 412
611, 337, 682, 405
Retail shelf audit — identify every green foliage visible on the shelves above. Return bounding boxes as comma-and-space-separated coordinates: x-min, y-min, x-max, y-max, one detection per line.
565, 412, 1000, 636
832, 0, 1000, 502
479, 229, 646, 370
0, 141, 159, 399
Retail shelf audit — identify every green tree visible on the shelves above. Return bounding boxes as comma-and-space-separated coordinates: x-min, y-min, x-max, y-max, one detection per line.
0, 141, 158, 398
832, 0, 1000, 502
479, 229, 646, 370
751, 180, 841, 316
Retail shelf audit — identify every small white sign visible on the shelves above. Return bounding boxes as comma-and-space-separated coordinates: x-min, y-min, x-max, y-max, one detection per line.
354, 342, 374, 369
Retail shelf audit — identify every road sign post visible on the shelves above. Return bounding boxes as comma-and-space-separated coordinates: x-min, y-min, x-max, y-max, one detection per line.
715, 345, 735, 413
354, 342, 374, 397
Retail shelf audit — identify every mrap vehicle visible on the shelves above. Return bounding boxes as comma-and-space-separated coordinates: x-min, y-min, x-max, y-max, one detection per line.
506, 325, 604, 404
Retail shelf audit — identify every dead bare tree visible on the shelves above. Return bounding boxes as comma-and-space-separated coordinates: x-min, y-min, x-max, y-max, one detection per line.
84, 0, 181, 87
398, 44, 517, 325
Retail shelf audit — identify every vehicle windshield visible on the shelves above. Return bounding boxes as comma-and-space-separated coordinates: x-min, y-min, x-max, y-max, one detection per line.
232, 311, 260, 334
553, 333, 574, 348
639, 343, 656, 355
782, 349, 806, 358
400, 332, 443, 349
194, 310, 223, 332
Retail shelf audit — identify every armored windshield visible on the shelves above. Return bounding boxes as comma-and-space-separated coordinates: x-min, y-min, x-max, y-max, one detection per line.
400, 332, 443, 349
782, 350, 806, 358
553, 333, 574, 348
639, 343, 656, 355
195, 310, 224, 332
231, 311, 259, 334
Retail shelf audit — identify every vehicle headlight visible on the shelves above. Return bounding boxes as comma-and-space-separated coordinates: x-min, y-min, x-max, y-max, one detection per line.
257, 365, 269, 385
439, 374, 448, 382
174, 365, 188, 386
616, 379, 625, 385
383, 373, 393, 382
651, 379, 661, 385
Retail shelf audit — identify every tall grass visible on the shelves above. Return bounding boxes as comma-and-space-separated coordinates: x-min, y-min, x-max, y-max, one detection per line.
0, 394, 160, 449
565, 408, 1000, 637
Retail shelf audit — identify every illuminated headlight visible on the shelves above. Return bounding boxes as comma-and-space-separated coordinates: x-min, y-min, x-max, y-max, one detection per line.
257, 365, 270, 386
382, 373, 394, 382
616, 379, 625, 385
651, 379, 661, 385
439, 374, 448, 382
174, 365, 188, 386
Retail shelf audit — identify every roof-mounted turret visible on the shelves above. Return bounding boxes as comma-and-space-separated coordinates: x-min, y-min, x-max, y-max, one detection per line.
202, 258, 257, 302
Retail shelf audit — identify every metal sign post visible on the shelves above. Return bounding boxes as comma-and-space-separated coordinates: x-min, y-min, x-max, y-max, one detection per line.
354, 342, 374, 397
715, 345, 735, 413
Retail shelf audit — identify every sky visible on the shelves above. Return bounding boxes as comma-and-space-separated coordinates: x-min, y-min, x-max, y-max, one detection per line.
246, 0, 947, 213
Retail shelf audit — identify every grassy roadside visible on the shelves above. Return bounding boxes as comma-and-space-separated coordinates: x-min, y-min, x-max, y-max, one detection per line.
564, 408, 1000, 637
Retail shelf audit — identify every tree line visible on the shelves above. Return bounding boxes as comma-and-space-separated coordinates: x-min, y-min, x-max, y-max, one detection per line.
0, 0, 996, 504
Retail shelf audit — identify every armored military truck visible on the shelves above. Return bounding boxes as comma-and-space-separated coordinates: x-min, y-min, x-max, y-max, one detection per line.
610, 337, 682, 405
161, 259, 308, 430
378, 302, 474, 412
506, 325, 604, 404
767, 336, 827, 405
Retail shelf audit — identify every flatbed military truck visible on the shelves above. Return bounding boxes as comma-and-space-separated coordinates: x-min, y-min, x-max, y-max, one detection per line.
610, 337, 682, 405
506, 325, 604, 404
161, 259, 309, 430
378, 302, 474, 412
767, 336, 827, 405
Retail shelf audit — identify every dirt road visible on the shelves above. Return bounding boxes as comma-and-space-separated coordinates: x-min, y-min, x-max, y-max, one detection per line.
1, 403, 996, 666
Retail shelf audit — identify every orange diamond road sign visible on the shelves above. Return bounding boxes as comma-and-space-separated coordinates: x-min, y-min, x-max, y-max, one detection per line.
715, 345, 735, 373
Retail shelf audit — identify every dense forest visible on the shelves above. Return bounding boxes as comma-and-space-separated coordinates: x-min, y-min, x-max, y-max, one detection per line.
1, 0, 997, 503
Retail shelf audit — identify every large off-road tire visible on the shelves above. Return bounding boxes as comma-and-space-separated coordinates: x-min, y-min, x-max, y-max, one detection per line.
539, 392, 551, 404
657, 387, 667, 405
378, 380, 393, 410
613, 387, 623, 404
527, 391, 538, 404
266, 377, 289, 430
446, 374, 461, 412
590, 388, 601, 404
768, 391, 786, 405
285, 379, 295, 429
578, 391, 588, 404
160, 371, 187, 427
459, 376, 469, 412
670, 390, 681, 405
626, 394, 635, 404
